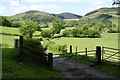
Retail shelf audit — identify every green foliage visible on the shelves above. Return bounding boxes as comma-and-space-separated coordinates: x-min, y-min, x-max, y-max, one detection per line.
61, 29, 71, 37
11, 21, 21, 28
45, 41, 67, 54
71, 28, 80, 37
23, 38, 44, 52
0, 16, 11, 27
20, 20, 39, 38
61, 28, 101, 38
64, 21, 79, 27
51, 22, 64, 34
52, 34, 62, 38
85, 28, 101, 38
41, 29, 53, 38
107, 26, 118, 33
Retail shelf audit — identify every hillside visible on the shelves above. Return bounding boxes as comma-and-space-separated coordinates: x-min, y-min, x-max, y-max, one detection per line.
80, 7, 119, 26
6, 10, 62, 24
55, 12, 82, 19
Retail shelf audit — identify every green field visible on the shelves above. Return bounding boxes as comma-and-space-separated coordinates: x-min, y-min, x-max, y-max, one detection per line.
1, 26, 41, 36
52, 33, 118, 52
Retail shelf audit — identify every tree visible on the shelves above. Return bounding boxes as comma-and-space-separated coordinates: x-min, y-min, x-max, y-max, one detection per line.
71, 28, 80, 37
0, 16, 11, 27
41, 29, 53, 38
11, 21, 21, 28
85, 28, 101, 38
20, 20, 38, 38
51, 22, 64, 34
61, 29, 71, 37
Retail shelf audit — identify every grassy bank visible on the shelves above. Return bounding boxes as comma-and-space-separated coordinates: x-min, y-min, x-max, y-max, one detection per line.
1, 28, 63, 78
2, 47, 63, 78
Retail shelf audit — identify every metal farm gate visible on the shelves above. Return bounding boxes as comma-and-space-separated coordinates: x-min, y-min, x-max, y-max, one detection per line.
102, 47, 120, 66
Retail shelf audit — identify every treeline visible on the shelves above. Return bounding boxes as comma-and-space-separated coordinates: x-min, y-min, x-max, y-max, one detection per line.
61, 28, 101, 38
0, 15, 119, 39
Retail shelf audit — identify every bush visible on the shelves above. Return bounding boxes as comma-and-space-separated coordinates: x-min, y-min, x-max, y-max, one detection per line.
41, 29, 53, 38
61, 29, 71, 37
85, 28, 101, 38
45, 41, 67, 54
23, 38, 44, 52
20, 20, 39, 38
71, 28, 80, 37
51, 22, 64, 34
51, 34, 62, 38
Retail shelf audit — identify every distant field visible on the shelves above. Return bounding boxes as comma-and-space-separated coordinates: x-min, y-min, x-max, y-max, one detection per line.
1, 26, 19, 34
1, 26, 41, 36
0, 35, 18, 48
1, 26, 41, 48
52, 33, 118, 52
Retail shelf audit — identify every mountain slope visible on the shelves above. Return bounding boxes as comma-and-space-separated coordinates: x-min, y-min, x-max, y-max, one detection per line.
6, 10, 62, 24
79, 7, 119, 26
55, 12, 82, 19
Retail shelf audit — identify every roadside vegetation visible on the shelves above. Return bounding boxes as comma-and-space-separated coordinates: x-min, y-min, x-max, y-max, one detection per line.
1, 27, 63, 78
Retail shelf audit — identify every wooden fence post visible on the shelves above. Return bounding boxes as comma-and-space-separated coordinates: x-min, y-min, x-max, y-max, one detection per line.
75, 47, 77, 68
14, 39, 18, 48
48, 53, 53, 67
19, 36, 23, 60
85, 48, 87, 57
102, 47, 104, 61
96, 46, 102, 64
70, 45, 72, 53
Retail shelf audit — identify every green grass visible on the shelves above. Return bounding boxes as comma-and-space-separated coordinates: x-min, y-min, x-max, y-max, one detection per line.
1, 35, 19, 48
52, 33, 118, 52
1, 26, 20, 35
1, 27, 63, 78
1, 26, 41, 36
2, 48, 63, 78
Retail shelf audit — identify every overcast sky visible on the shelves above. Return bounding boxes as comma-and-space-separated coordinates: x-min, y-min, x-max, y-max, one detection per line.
0, 0, 118, 16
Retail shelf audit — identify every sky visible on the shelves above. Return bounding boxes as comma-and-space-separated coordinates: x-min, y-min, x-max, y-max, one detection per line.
0, 0, 118, 16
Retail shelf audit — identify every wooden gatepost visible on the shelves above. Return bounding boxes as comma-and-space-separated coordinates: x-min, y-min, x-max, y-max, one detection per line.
19, 36, 23, 61
96, 46, 102, 64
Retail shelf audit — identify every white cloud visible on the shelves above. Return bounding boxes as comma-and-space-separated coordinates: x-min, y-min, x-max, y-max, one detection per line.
0, 6, 7, 15
0, 0, 112, 3
9, 0, 20, 6
23, 0, 83, 2
9, 4, 65, 15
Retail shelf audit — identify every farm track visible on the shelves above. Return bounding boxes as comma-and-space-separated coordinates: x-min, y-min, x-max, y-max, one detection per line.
53, 55, 119, 79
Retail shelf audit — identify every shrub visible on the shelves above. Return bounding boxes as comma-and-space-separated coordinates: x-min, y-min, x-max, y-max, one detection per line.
51, 34, 62, 38
45, 41, 67, 54
51, 22, 64, 34
20, 20, 39, 38
23, 38, 44, 52
41, 29, 53, 38
71, 28, 80, 37
61, 29, 71, 37
85, 28, 101, 38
